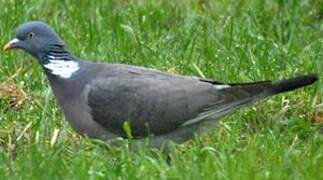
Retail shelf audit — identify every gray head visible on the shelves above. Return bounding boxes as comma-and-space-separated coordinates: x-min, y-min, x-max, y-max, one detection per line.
4, 21, 69, 63
4, 21, 79, 79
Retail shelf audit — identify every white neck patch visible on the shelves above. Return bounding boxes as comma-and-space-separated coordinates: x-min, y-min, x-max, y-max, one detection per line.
43, 56, 79, 79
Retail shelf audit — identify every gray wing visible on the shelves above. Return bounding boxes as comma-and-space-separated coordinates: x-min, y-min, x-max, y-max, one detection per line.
84, 65, 276, 138
86, 70, 217, 138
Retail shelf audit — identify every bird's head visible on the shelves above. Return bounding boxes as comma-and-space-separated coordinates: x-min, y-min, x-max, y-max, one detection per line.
4, 21, 79, 79
3, 21, 66, 62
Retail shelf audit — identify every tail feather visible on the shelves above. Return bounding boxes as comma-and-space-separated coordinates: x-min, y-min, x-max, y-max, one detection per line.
182, 74, 318, 127
270, 74, 318, 94
225, 74, 318, 97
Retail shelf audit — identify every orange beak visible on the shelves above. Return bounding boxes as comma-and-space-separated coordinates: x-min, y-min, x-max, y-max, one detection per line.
3, 38, 19, 51
3, 43, 12, 51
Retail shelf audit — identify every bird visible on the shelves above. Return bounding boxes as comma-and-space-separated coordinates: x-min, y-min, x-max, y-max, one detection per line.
3, 21, 318, 148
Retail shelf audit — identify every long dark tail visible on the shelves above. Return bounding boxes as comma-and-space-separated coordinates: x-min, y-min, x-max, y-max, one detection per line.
269, 74, 317, 95
184, 75, 318, 126
221, 74, 318, 98
219, 74, 317, 109
219, 74, 318, 115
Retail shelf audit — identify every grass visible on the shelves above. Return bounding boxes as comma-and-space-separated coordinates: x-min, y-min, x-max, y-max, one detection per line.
0, 0, 322, 179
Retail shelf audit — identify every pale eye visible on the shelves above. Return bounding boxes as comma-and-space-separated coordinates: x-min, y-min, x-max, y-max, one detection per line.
28, 32, 35, 39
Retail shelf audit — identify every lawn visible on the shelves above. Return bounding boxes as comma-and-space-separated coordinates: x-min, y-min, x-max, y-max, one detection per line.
0, 0, 322, 179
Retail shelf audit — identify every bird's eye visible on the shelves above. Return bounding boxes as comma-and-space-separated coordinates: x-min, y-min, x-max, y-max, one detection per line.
28, 32, 35, 39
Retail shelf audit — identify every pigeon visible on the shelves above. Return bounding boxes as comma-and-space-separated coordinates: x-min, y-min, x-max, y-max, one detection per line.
3, 21, 318, 148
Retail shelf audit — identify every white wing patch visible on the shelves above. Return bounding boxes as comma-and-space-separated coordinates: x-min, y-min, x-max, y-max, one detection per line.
213, 84, 230, 90
43, 56, 79, 78
181, 100, 243, 127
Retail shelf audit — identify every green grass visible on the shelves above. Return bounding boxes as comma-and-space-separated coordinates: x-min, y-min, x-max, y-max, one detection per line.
0, 0, 322, 179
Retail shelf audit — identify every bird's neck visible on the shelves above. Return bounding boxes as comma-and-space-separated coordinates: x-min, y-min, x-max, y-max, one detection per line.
40, 44, 80, 79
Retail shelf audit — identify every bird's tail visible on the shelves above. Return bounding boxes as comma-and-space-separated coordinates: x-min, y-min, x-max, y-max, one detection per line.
222, 74, 318, 107
225, 74, 317, 97
267, 74, 318, 95
192, 74, 318, 125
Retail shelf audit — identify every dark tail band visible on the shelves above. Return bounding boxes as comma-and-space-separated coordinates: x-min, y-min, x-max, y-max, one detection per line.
271, 74, 318, 94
